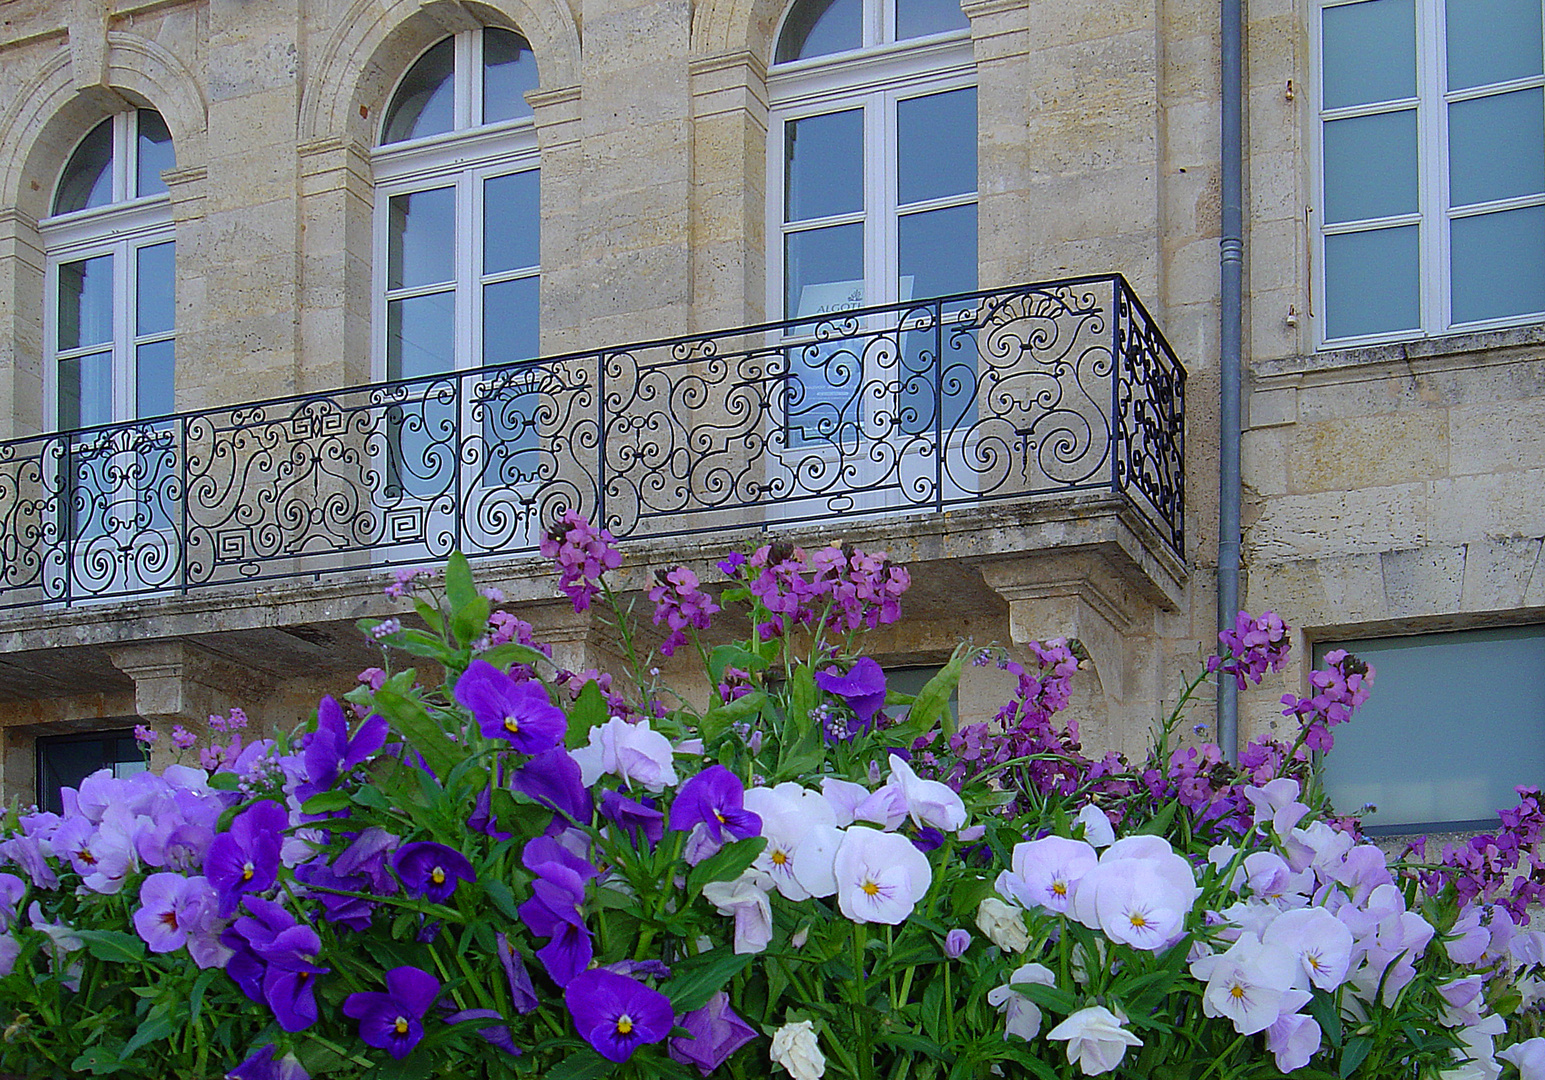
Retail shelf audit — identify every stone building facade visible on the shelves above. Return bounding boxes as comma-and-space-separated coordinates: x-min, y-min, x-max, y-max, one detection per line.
0, 0, 1536, 830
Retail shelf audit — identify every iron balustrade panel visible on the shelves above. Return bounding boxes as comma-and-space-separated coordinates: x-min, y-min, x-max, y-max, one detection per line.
0, 277, 1184, 612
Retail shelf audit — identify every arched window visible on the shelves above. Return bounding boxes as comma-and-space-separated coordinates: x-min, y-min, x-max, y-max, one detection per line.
44, 110, 176, 435
374, 27, 541, 386
768, 0, 976, 441
42, 109, 177, 545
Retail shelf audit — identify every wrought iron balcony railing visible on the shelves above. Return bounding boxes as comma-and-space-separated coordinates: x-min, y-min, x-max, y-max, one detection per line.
0, 276, 1184, 612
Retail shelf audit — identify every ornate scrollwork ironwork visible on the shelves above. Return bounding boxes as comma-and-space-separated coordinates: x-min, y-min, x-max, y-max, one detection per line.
0, 278, 1184, 611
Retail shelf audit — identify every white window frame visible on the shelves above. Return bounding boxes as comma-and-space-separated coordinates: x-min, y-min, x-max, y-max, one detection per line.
370, 29, 541, 385
1311, 0, 1545, 349
370, 28, 544, 553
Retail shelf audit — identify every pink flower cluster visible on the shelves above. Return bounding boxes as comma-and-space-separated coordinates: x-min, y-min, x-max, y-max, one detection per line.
540, 510, 622, 612
383, 566, 430, 599
743, 542, 910, 641
1207, 610, 1291, 689
1415, 787, 1545, 921
1279, 649, 1373, 752
649, 567, 720, 656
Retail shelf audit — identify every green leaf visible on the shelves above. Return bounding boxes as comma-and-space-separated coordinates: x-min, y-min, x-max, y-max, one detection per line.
700, 691, 768, 747
121, 1006, 178, 1059
708, 644, 769, 687
412, 597, 445, 637
1012, 980, 1078, 1016
188, 967, 219, 1025
74, 929, 147, 964
544, 1048, 614, 1080
1309, 991, 1343, 1047
480, 642, 553, 673
567, 680, 611, 749
484, 878, 522, 922
687, 836, 768, 896
908, 644, 968, 735
446, 552, 491, 649
70, 1047, 124, 1076
1340, 1036, 1372, 1078
492, 787, 554, 837
373, 684, 459, 780
775, 666, 824, 780
300, 790, 352, 815
877, 1032, 945, 1057
661, 949, 753, 1012
390, 629, 457, 663
207, 771, 240, 791
1133, 799, 1179, 837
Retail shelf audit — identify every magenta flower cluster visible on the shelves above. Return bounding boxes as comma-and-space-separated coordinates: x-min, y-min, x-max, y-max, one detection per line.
1206, 609, 1291, 688
539, 509, 622, 612
1279, 648, 1373, 752
744, 541, 910, 640
648, 566, 720, 656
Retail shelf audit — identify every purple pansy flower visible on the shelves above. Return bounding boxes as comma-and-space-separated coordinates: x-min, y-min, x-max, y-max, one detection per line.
296, 696, 388, 802
564, 969, 675, 1063
343, 965, 441, 1060
224, 896, 329, 1032
226, 1044, 310, 1080
513, 748, 594, 825
814, 656, 887, 728
455, 660, 568, 754
205, 800, 289, 917
445, 1007, 519, 1055
497, 933, 539, 1014
667, 766, 762, 843
669, 991, 759, 1075
601, 790, 665, 849
133, 872, 214, 953
393, 842, 476, 904
518, 836, 597, 987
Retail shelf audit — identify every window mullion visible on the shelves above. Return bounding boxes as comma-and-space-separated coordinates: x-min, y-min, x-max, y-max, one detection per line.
1424, 0, 1449, 334
455, 32, 476, 131
115, 238, 132, 423
459, 170, 477, 372
113, 113, 132, 205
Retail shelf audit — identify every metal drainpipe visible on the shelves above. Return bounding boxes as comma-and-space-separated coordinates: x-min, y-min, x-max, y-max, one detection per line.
1219, 0, 1244, 762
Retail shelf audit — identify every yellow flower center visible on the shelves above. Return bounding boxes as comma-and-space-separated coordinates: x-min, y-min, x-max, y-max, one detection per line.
241, 862, 255, 882
78, 849, 96, 865
504, 716, 520, 734
617, 1015, 634, 1036
1129, 913, 1147, 929
394, 1016, 410, 1035
771, 850, 789, 866
1051, 880, 1067, 896
862, 879, 881, 897
432, 866, 446, 885
1230, 984, 1246, 1000
159, 911, 179, 930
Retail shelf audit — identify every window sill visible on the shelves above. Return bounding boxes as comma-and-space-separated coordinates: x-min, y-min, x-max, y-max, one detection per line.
1254, 321, 1545, 382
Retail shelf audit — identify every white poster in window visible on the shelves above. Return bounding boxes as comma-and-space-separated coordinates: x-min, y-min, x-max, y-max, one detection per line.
787, 278, 914, 440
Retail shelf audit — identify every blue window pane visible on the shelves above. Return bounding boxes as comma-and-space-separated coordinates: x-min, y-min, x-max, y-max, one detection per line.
1323, 225, 1420, 339
1322, 0, 1417, 109
786, 110, 864, 222
776, 0, 861, 63
136, 242, 176, 337
54, 119, 113, 215
383, 38, 455, 144
136, 110, 175, 198
59, 352, 113, 430
785, 222, 864, 320
136, 339, 175, 419
388, 187, 455, 290
58, 254, 114, 352
1319, 627, 1545, 831
1452, 206, 1545, 324
1322, 110, 1418, 224
484, 171, 540, 275
387, 291, 455, 380
483, 28, 539, 125
899, 205, 977, 432
897, 0, 969, 40
1447, 0, 1543, 91
897, 89, 977, 205
483, 277, 540, 366
1448, 89, 1545, 208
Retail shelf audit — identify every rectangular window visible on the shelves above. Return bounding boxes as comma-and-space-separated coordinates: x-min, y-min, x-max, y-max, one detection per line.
1316, 625, 1545, 833
35, 729, 146, 815
1315, 0, 1545, 346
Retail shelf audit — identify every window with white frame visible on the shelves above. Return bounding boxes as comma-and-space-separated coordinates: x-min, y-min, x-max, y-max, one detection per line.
768, 0, 975, 443
1317, 625, 1545, 833
373, 27, 541, 496
1314, 0, 1545, 346
42, 110, 177, 536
